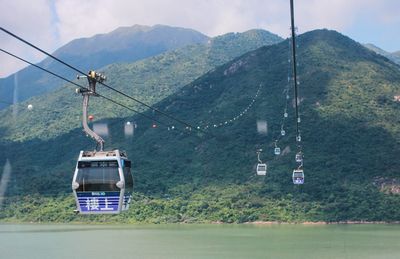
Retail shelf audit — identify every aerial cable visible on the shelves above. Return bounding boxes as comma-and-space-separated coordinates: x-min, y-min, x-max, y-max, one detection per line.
197, 83, 262, 130
0, 27, 210, 136
289, 0, 301, 144
273, 50, 292, 154
0, 48, 171, 130
0, 27, 87, 77
96, 80, 210, 135
289, 0, 304, 184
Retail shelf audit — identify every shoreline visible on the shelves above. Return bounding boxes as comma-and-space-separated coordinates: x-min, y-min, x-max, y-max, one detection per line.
243, 220, 400, 225
1, 220, 399, 225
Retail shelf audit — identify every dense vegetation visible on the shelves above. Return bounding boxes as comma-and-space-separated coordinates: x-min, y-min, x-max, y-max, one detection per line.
1, 29, 400, 223
0, 29, 282, 142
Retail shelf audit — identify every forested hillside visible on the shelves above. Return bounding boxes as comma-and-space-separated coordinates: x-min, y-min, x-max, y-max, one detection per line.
1, 29, 399, 223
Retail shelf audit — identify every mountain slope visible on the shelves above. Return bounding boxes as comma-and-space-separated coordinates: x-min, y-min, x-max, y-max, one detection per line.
0, 29, 282, 142
0, 24, 209, 109
392, 51, 400, 64
364, 43, 400, 65
1, 29, 400, 223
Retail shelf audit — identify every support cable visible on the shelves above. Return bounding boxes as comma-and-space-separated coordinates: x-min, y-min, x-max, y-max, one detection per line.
0, 27, 209, 136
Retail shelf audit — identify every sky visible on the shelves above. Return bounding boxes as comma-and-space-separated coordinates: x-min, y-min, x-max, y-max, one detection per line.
1, 0, 399, 78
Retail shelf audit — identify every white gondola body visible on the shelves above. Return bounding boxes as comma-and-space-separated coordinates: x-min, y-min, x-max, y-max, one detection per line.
292, 169, 304, 185
256, 163, 267, 176
72, 150, 133, 214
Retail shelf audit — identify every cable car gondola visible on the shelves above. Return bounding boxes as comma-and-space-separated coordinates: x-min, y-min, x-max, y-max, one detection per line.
256, 163, 267, 176
292, 169, 304, 185
256, 149, 267, 176
72, 71, 133, 214
72, 150, 133, 214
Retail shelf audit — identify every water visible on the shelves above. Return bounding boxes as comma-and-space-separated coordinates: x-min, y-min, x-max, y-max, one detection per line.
0, 224, 399, 259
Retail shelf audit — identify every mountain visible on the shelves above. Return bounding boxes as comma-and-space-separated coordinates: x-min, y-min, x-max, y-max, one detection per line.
364, 43, 400, 65
1, 29, 400, 223
0, 29, 283, 142
0, 24, 209, 110
392, 51, 400, 64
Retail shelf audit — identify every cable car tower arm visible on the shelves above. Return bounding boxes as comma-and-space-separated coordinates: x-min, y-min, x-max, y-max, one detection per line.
82, 94, 104, 151
77, 71, 106, 151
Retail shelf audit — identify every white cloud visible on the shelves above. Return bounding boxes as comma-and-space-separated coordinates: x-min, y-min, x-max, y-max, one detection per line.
1, 0, 399, 78
0, 0, 59, 78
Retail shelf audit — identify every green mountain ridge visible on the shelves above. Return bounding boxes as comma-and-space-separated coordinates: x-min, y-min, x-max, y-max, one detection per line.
363, 43, 400, 65
1, 29, 400, 223
0, 29, 282, 142
0, 24, 209, 110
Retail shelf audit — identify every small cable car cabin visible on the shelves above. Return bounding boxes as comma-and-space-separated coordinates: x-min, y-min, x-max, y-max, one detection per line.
274, 147, 281, 155
256, 163, 267, 176
72, 150, 133, 214
292, 169, 304, 185
295, 152, 303, 163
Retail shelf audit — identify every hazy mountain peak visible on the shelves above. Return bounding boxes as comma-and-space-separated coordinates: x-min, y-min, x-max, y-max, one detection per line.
55, 24, 209, 56
363, 42, 400, 65
212, 29, 282, 43
0, 24, 209, 109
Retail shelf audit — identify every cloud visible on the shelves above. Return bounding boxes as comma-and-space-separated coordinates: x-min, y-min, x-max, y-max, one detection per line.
1, 0, 399, 78
0, 0, 58, 78
52, 0, 400, 43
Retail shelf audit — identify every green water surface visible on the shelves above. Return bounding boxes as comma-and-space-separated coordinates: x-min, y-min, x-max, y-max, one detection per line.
0, 224, 399, 259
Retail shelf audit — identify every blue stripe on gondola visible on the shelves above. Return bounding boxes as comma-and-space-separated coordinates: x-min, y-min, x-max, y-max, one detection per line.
77, 191, 121, 212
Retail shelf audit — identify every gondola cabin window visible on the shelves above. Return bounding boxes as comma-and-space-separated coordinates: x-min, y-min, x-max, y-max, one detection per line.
76, 160, 120, 192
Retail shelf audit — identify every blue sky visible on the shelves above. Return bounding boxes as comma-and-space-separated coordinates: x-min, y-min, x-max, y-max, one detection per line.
1, 0, 399, 78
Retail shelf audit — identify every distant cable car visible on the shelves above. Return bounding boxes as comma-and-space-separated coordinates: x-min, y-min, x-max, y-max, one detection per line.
256, 149, 267, 176
292, 169, 304, 185
72, 150, 133, 214
274, 147, 281, 155
256, 163, 267, 176
295, 152, 303, 163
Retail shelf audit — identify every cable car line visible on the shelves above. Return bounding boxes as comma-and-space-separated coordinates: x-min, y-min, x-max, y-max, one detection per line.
0, 27, 87, 79
272, 54, 292, 155
253, 0, 305, 184
289, 0, 300, 142
2, 48, 218, 141
197, 83, 262, 130
290, 0, 304, 185
0, 48, 173, 131
0, 26, 210, 136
